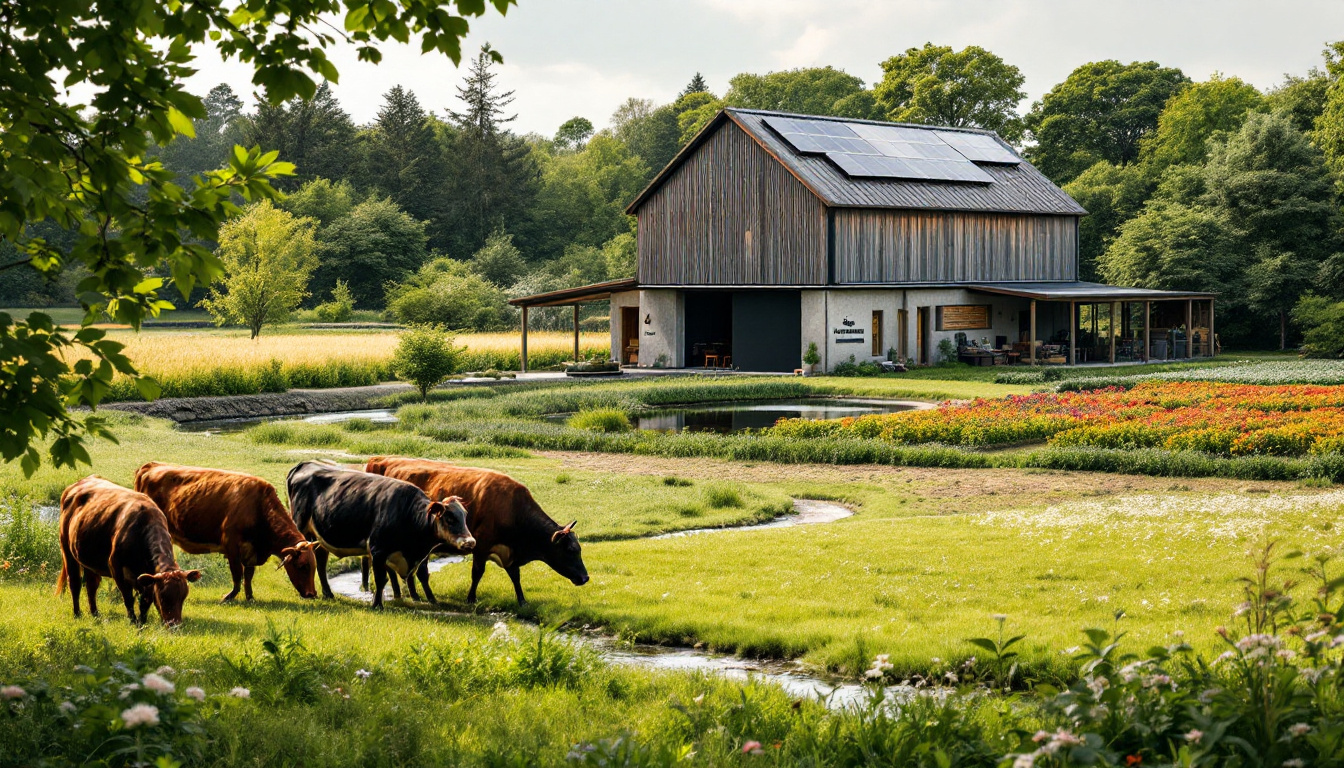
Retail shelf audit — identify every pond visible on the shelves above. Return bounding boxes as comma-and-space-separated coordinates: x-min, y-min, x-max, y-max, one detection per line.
622, 398, 927, 434
180, 408, 398, 434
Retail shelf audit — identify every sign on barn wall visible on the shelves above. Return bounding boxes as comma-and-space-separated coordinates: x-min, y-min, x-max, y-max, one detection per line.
936, 305, 992, 331
833, 316, 865, 344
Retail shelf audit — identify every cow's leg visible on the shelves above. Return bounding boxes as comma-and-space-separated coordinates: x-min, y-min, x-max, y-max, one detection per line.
415, 561, 436, 605
467, 556, 487, 604
388, 569, 402, 601
222, 555, 243, 602
505, 565, 526, 605
243, 565, 256, 601
369, 554, 389, 610
84, 571, 102, 617
314, 547, 334, 599
112, 575, 137, 624
360, 556, 370, 592
138, 589, 151, 625
66, 561, 83, 618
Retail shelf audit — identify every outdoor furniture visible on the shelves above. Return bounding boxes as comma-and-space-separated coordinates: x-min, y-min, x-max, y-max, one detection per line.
722, 355, 731, 368
703, 353, 719, 368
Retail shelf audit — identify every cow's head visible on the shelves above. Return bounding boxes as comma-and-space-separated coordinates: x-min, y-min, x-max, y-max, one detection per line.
429, 496, 475, 552
546, 521, 589, 586
137, 569, 202, 626
277, 540, 320, 599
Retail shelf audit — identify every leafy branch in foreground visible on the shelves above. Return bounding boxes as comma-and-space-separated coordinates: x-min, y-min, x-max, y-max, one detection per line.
0, 0, 513, 473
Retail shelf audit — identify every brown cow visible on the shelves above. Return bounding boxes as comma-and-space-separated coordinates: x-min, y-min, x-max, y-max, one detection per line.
364, 456, 587, 604
134, 462, 318, 602
57, 476, 201, 625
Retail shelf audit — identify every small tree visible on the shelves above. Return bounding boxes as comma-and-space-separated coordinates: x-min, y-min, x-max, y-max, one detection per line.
391, 325, 462, 400
314, 280, 355, 323
201, 201, 318, 338
802, 342, 821, 372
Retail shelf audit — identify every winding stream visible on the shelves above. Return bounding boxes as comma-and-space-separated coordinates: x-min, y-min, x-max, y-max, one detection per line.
323, 498, 909, 710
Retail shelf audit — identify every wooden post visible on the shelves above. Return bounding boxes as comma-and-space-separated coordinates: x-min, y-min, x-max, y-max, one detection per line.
521, 306, 529, 373
1209, 299, 1216, 357
1029, 300, 1037, 366
1109, 301, 1118, 364
573, 305, 580, 364
1068, 300, 1076, 365
1185, 299, 1193, 358
1144, 301, 1151, 363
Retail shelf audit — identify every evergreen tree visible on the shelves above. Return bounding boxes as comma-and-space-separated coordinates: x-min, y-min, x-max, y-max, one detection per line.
680, 72, 709, 98
239, 82, 357, 190
448, 43, 517, 138
157, 84, 244, 180
363, 85, 443, 224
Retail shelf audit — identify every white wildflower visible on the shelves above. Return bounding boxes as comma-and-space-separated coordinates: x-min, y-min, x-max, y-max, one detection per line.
118, 683, 140, 700
1283, 760, 1305, 768
185, 687, 206, 702
120, 703, 160, 728
141, 673, 175, 695
1289, 723, 1312, 738
0, 685, 24, 700
154, 666, 175, 677
229, 687, 250, 699
489, 621, 513, 642
355, 669, 372, 680
1012, 754, 1035, 768
58, 701, 77, 714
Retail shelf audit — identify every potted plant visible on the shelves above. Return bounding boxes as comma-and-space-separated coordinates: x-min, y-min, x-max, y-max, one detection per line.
802, 342, 821, 375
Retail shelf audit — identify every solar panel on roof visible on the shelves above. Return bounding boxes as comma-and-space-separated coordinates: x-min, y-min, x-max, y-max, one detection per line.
934, 131, 1020, 165
762, 115, 994, 184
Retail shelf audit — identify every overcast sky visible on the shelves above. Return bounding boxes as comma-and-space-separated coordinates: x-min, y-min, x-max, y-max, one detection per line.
188, 0, 1344, 137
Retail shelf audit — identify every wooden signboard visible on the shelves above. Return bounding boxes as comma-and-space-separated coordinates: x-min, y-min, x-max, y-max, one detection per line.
936, 304, 991, 331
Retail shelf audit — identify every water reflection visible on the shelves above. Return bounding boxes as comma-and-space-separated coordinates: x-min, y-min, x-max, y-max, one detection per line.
632, 399, 924, 434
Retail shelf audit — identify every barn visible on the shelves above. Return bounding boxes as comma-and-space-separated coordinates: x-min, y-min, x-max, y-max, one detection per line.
511, 108, 1216, 372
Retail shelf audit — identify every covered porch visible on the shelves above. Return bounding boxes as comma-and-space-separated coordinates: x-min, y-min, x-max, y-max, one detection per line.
966, 282, 1218, 366
507, 278, 637, 373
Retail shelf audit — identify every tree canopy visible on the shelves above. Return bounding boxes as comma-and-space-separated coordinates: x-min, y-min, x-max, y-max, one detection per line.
201, 202, 319, 338
1140, 75, 1263, 171
873, 43, 1026, 141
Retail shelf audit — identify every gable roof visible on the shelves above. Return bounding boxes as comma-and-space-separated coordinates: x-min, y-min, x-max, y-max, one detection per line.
626, 108, 1087, 217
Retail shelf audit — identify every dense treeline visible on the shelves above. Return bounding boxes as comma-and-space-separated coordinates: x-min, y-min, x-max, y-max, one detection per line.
11, 41, 1344, 350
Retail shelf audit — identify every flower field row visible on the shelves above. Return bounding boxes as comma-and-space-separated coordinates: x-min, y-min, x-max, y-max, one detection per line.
1054, 359, 1344, 391
769, 381, 1344, 457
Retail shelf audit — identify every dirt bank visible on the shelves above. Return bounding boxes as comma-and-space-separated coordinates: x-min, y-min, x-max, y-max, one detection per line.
102, 383, 414, 423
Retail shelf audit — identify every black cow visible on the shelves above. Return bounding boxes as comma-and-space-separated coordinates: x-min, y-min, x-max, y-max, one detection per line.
286, 461, 475, 609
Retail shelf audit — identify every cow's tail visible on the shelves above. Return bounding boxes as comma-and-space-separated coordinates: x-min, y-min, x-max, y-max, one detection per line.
55, 557, 67, 596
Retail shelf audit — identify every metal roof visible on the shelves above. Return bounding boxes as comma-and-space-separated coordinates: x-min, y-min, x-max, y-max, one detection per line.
508, 278, 638, 307
966, 282, 1216, 301
627, 108, 1088, 216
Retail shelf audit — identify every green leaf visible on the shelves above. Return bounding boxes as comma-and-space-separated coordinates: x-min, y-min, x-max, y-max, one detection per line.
135, 376, 162, 401
167, 107, 196, 138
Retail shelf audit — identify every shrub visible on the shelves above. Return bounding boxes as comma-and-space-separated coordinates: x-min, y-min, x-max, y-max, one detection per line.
702, 485, 744, 509
313, 279, 355, 323
386, 258, 513, 331
803, 342, 820, 369
937, 337, 958, 364
567, 408, 632, 432
829, 355, 886, 377
391, 325, 464, 400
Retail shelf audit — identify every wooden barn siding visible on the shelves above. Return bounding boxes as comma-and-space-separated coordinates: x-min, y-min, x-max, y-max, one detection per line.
637, 122, 827, 285
832, 210, 1078, 283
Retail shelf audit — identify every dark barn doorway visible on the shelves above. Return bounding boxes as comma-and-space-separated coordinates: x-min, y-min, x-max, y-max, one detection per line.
684, 292, 733, 367
731, 291, 801, 372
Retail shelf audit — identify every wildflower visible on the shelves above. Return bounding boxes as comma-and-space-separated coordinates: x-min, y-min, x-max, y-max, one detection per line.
1185, 730, 1203, 744
1126, 756, 1143, 767
1306, 630, 1328, 643
692, 694, 704, 705
355, 669, 372, 680
1283, 760, 1305, 768
1031, 731, 1051, 743
118, 683, 140, 700
864, 668, 884, 679
489, 621, 513, 642
1012, 754, 1035, 768
1049, 730, 1083, 748
991, 613, 1008, 622
1289, 723, 1312, 737
1212, 651, 1237, 666
1332, 634, 1344, 648
59, 701, 77, 714
142, 673, 175, 695
154, 666, 175, 677
120, 703, 160, 728
1198, 688, 1221, 704
944, 671, 958, 683
186, 687, 206, 702
229, 687, 250, 699
0, 685, 25, 700
742, 741, 763, 755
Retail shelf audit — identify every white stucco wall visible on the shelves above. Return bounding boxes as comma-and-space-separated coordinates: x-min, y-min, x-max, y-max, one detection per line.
637, 289, 684, 367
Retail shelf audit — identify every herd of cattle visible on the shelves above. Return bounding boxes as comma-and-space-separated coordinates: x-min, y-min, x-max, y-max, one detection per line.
55, 457, 590, 625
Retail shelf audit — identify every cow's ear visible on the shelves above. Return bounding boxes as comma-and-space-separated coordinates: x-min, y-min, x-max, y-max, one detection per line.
185, 570, 203, 583
137, 573, 159, 587
427, 501, 445, 519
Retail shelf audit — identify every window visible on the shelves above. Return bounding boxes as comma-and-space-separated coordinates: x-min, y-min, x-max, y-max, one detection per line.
871, 310, 884, 357
898, 310, 908, 360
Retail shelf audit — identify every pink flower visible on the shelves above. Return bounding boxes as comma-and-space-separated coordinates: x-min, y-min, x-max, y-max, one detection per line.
1185, 730, 1203, 744
1289, 723, 1312, 738
185, 687, 206, 702
0, 685, 24, 700
229, 687, 250, 699
120, 703, 160, 728
742, 741, 763, 755
142, 673, 175, 695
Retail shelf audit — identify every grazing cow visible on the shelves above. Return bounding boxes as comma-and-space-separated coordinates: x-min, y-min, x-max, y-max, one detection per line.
286, 461, 475, 609
364, 456, 589, 604
56, 476, 202, 625
134, 462, 319, 602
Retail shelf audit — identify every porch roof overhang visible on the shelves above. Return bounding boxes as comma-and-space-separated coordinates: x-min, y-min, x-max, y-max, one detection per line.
966, 281, 1216, 302
508, 278, 638, 308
